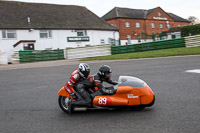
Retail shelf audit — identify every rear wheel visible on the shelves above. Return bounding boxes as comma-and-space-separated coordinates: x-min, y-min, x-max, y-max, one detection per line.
58, 96, 74, 113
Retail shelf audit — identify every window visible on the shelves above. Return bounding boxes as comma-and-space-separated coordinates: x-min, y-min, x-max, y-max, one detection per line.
40, 30, 52, 38
178, 24, 181, 27
125, 22, 130, 28
77, 31, 83, 36
136, 22, 140, 28
2, 30, 17, 39
127, 35, 131, 39
127, 35, 131, 44
167, 24, 170, 29
110, 23, 114, 26
151, 23, 155, 28
158, 12, 162, 17
100, 39, 105, 44
23, 44, 35, 50
77, 30, 87, 36
160, 24, 163, 29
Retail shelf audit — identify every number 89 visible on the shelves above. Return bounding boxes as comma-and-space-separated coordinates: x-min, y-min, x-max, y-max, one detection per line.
98, 97, 107, 105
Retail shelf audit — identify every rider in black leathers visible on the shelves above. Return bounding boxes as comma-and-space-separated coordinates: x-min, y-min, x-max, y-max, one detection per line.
68, 65, 118, 113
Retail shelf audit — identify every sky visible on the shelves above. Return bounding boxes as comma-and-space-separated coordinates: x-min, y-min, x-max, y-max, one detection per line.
6, 0, 200, 19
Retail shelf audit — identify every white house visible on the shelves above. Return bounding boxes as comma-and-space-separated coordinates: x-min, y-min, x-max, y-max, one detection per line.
0, 1, 119, 63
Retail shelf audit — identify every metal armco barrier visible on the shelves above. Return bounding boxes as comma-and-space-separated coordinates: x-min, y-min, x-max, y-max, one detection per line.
111, 38, 186, 54
185, 34, 200, 47
66, 44, 111, 59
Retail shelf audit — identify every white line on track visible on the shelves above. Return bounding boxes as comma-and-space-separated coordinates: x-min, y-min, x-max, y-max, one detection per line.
185, 69, 200, 74
36, 86, 48, 89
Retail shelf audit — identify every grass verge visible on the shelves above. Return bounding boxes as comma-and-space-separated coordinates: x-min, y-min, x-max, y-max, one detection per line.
81, 47, 200, 61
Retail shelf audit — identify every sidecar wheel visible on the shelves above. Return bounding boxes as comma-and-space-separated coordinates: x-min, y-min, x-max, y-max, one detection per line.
58, 96, 74, 114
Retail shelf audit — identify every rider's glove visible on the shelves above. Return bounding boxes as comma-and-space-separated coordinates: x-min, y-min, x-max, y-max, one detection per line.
70, 93, 77, 100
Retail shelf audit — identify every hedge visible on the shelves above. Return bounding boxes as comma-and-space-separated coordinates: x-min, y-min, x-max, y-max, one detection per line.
181, 24, 200, 37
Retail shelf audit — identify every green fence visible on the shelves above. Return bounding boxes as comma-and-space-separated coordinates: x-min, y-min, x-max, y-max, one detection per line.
111, 38, 186, 54
19, 49, 64, 63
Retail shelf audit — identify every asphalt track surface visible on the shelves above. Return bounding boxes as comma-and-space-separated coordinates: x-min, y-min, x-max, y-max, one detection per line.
0, 55, 200, 133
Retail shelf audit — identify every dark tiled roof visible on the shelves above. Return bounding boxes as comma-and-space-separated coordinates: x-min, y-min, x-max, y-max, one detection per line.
167, 13, 190, 22
102, 7, 147, 20
146, 7, 158, 17
102, 7, 189, 23
0, 1, 117, 31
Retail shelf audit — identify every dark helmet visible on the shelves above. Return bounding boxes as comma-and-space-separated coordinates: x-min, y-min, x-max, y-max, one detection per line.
78, 63, 90, 78
98, 65, 112, 80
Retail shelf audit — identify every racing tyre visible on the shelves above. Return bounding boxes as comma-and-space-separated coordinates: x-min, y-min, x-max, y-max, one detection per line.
58, 96, 74, 114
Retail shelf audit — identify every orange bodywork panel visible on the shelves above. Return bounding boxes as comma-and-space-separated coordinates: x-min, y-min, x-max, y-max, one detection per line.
116, 86, 133, 94
57, 87, 71, 98
140, 86, 154, 105
93, 85, 154, 107
93, 96, 128, 106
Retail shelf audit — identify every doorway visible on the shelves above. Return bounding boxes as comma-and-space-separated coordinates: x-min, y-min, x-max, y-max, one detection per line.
23, 43, 35, 50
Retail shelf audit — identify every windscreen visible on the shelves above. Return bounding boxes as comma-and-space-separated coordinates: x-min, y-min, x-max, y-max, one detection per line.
117, 76, 147, 87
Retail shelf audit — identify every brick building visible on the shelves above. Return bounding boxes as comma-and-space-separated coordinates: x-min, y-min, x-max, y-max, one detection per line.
102, 7, 190, 45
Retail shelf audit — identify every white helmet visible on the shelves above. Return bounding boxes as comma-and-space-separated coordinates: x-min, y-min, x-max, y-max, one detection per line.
78, 63, 90, 78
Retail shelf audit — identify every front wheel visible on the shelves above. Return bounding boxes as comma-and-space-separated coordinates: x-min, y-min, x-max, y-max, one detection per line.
58, 96, 74, 113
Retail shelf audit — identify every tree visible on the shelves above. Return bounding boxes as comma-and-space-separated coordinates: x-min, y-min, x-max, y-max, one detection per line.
188, 16, 200, 25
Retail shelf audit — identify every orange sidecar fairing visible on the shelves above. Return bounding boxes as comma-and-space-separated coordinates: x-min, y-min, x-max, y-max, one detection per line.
93, 76, 155, 107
